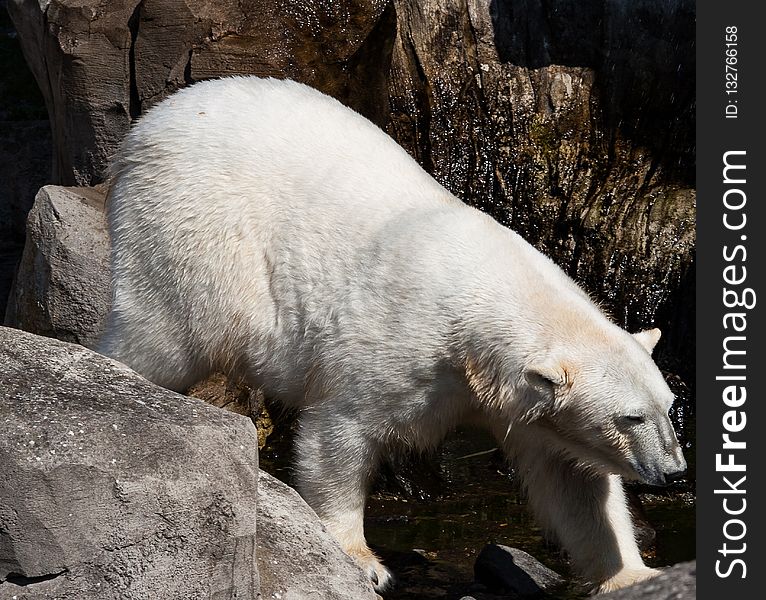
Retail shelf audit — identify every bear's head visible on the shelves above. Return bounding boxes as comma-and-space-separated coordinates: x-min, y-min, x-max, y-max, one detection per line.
523, 328, 687, 486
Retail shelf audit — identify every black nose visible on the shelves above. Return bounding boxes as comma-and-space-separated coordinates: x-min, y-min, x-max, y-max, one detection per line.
664, 469, 686, 484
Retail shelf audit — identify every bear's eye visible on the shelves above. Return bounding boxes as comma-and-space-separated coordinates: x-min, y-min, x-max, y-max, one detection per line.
623, 415, 646, 424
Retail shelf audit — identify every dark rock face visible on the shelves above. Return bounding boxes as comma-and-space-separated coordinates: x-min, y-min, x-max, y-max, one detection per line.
0, 3, 52, 315
0, 326, 260, 599
7, 0, 394, 186
473, 544, 564, 598
0, 120, 52, 312
3, 185, 110, 348
596, 561, 695, 599
386, 0, 695, 382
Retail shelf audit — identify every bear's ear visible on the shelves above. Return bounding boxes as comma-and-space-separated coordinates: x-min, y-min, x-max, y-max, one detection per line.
524, 359, 573, 420
525, 362, 568, 390
524, 361, 571, 413
633, 328, 662, 354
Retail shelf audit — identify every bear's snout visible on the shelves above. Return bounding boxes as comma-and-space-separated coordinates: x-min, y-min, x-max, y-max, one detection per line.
661, 448, 688, 485
627, 412, 686, 486
640, 444, 686, 486
663, 467, 687, 484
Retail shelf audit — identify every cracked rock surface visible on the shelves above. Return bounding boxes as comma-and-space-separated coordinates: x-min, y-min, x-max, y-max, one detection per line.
0, 327, 378, 600
4, 185, 110, 348
0, 326, 260, 599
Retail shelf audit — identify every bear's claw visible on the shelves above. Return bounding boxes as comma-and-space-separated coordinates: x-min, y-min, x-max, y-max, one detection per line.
351, 551, 393, 592
367, 559, 393, 592
596, 567, 662, 593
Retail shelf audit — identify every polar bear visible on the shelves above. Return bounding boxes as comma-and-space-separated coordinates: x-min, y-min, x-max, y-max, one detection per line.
98, 76, 687, 593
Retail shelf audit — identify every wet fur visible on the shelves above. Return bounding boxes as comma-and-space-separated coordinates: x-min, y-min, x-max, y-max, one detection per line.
98, 76, 684, 592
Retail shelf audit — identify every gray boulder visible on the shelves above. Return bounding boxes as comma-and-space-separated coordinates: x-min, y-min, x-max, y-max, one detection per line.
597, 561, 695, 599
257, 470, 379, 600
0, 326, 260, 599
4, 185, 110, 347
474, 544, 564, 598
0, 326, 379, 600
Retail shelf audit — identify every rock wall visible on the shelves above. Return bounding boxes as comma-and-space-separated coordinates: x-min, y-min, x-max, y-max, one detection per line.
7, 0, 394, 186
7, 0, 695, 385
386, 0, 695, 377
0, 1, 52, 314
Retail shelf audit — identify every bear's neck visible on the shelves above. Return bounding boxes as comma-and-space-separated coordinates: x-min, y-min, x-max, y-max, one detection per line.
447, 216, 613, 418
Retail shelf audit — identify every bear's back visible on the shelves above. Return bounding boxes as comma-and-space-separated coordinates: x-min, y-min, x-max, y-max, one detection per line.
104, 77, 477, 383
100, 77, 627, 403
111, 77, 451, 222
107, 77, 470, 295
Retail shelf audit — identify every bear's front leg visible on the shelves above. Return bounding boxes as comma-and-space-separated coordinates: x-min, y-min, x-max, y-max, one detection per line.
294, 407, 393, 591
508, 427, 660, 593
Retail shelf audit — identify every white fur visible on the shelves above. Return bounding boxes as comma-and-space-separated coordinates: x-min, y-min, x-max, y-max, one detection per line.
99, 76, 686, 591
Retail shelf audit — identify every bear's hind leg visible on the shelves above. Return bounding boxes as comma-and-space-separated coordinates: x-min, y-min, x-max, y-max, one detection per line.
295, 407, 393, 591
507, 427, 659, 592
96, 311, 206, 392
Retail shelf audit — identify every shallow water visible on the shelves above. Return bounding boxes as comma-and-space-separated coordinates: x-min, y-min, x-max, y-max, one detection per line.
366, 429, 694, 599
260, 424, 696, 599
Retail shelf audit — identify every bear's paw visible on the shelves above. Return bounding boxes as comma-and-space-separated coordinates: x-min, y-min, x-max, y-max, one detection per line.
596, 567, 661, 594
346, 544, 394, 592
